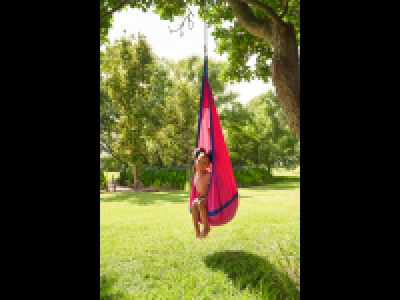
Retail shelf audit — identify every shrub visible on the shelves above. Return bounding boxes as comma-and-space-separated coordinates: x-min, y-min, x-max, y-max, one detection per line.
232, 167, 273, 187
184, 181, 191, 192
113, 165, 274, 191
233, 171, 244, 187
153, 179, 161, 189
117, 167, 133, 187
100, 169, 107, 190
139, 167, 187, 190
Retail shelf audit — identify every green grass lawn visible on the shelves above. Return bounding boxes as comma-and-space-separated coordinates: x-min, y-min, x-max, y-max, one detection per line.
100, 173, 300, 299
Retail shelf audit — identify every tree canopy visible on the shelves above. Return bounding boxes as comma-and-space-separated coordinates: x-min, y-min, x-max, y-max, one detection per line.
100, 33, 299, 179
100, 33, 160, 186
100, 0, 300, 141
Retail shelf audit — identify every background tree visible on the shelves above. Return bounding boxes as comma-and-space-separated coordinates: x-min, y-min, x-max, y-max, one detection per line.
100, 32, 159, 188
100, 72, 128, 171
218, 100, 255, 166
100, 0, 300, 141
216, 89, 299, 173
246, 90, 298, 173
100, 75, 116, 152
139, 56, 175, 167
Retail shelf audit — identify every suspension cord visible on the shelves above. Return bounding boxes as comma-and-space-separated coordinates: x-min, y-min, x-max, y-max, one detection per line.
204, 0, 207, 57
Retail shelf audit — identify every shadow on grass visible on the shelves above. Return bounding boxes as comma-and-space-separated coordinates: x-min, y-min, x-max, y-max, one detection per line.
100, 190, 189, 205
101, 176, 299, 204
238, 176, 300, 193
204, 250, 299, 299
272, 176, 300, 184
100, 274, 125, 300
240, 184, 299, 192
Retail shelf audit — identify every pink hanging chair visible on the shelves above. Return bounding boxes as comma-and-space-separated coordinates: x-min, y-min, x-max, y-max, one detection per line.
189, 57, 239, 226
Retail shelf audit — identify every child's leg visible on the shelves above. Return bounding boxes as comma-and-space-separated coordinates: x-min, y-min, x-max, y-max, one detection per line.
192, 201, 201, 238
199, 199, 211, 238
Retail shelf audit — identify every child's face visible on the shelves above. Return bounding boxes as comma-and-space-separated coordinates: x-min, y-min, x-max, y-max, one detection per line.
196, 155, 210, 171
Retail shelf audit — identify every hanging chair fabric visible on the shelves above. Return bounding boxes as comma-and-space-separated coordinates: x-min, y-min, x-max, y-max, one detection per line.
189, 57, 239, 227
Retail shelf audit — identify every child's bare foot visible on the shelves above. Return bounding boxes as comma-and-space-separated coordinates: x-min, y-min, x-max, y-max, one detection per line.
200, 226, 211, 238
204, 226, 211, 237
196, 230, 201, 239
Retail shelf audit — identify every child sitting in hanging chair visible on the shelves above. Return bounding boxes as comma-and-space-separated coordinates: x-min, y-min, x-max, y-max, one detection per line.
192, 147, 212, 239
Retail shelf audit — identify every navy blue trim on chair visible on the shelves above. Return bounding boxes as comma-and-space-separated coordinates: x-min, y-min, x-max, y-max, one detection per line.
207, 61, 214, 199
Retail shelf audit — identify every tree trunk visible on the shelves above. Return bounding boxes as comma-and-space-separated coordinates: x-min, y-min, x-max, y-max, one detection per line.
226, 0, 300, 141
292, 140, 295, 156
265, 133, 271, 175
184, 135, 191, 184
133, 164, 138, 189
187, 148, 191, 184
156, 149, 163, 167
270, 22, 300, 141
112, 174, 116, 192
159, 153, 163, 167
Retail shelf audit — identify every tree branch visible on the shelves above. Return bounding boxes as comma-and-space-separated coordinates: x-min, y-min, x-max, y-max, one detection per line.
226, 0, 276, 44
100, 141, 132, 169
168, 2, 195, 37
279, 1, 288, 18
100, 0, 131, 24
294, 0, 300, 18
237, 0, 285, 26
294, 0, 300, 10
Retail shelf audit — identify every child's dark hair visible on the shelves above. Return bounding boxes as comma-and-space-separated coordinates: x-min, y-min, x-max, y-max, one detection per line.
193, 147, 212, 163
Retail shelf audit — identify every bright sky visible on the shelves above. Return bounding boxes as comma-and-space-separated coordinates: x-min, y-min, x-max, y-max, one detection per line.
100, 5, 275, 105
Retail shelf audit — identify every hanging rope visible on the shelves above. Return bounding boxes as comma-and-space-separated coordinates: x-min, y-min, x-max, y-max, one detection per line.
204, 0, 207, 57
168, 2, 194, 37
167, 0, 210, 54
